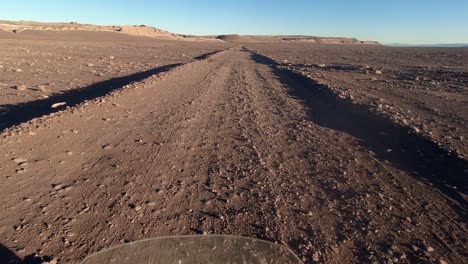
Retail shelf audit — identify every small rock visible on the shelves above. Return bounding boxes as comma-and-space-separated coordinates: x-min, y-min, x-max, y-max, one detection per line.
64, 185, 74, 191
52, 184, 63, 190
66, 151, 73, 156
426, 246, 434, 252
13, 157, 28, 163
312, 252, 320, 262
331, 245, 339, 254
439, 259, 447, 264
13, 85, 27, 91
87, 63, 94, 67
51, 102, 67, 108
102, 144, 113, 150
375, 70, 383, 75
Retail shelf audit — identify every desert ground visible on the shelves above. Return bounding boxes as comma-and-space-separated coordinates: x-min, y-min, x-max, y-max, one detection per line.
0, 23, 467, 264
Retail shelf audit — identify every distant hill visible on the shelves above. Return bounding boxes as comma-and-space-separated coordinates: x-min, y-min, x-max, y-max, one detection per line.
0, 20, 214, 41
214, 34, 380, 44
0, 20, 380, 44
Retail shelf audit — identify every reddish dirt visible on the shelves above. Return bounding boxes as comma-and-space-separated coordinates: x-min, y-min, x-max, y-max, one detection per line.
0, 34, 467, 264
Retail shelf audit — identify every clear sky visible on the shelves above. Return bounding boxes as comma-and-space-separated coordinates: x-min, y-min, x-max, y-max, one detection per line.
1, 0, 467, 44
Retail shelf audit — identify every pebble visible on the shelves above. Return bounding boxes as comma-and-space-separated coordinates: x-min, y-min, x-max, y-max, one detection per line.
412, 126, 420, 133
375, 70, 383, 75
331, 245, 339, 254
426, 246, 434, 252
51, 102, 67, 108
439, 259, 447, 264
13, 157, 28, 163
13, 85, 27, 91
52, 184, 63, 190
312, 252, 320, 262
102, 144, 113, 150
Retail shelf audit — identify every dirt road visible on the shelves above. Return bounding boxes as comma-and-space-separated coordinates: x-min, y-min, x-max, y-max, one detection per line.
1, 49, 466, 263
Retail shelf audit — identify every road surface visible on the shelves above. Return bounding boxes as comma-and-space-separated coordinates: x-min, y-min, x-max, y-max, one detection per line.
1, 49, 466, 263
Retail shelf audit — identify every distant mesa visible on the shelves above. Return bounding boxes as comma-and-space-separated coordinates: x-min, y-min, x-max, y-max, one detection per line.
0, 20, 380, 44
215, 34, 379, 44
114, 25, 178, 39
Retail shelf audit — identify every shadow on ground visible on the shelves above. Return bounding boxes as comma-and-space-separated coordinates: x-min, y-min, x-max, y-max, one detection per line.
249, 51, 467, 216
0, 48, 229, 132
0, 243, 50, 264
0, 63, 183, 132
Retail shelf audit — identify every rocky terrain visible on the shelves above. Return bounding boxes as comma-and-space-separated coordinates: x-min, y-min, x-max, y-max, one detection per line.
0, 30, 228, 129
0, 28, 466, 264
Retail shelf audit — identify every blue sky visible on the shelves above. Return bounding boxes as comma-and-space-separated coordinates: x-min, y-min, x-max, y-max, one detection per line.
1, 0, 467, 44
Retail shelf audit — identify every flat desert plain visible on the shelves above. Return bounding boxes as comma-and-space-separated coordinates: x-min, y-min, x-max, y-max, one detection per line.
0, 24, 467, 264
